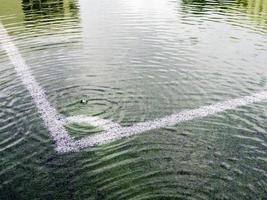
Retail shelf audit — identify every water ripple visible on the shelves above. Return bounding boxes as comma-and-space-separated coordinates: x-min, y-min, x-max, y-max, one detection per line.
1, 0, 267, 199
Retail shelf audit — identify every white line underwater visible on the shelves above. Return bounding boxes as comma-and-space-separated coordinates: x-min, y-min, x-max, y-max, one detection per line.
74, 91, 267, 149
0, 23, 78, 153
1, 22, 267, 153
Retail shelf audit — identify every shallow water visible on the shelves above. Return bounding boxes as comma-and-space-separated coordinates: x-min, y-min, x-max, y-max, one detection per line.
0, 0, 267, 199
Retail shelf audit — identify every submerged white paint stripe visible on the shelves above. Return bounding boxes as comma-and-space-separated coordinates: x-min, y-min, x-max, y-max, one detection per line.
65, 115, 122, 130
0, 23, 78, 153
1, 22, 267, 153
76, 91, 267, 149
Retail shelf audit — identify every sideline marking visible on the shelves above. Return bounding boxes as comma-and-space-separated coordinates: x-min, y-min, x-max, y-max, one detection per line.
1, 23, 267, 153
0, 23, 78, 153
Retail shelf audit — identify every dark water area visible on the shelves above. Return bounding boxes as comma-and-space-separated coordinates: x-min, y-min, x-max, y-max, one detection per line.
0, 0, 267, 199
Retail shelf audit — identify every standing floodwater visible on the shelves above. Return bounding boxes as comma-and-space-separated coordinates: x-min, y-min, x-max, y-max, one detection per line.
0, 0, 267, 199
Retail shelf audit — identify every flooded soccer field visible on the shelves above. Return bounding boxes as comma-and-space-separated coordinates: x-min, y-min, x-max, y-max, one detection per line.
0, 0, 267, 199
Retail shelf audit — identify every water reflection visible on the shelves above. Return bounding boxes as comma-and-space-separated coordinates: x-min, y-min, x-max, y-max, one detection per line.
22, 0, 64, 14
0, 0, 79, 26
22, 0, 79, 23
237, 0, 267, 26
182, 0, 267, 29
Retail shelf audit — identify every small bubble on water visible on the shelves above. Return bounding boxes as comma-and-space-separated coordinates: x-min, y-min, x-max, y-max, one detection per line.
80, 99, 88, 104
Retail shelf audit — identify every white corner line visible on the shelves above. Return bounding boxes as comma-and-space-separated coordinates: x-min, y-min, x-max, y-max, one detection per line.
1, 22, 267, 154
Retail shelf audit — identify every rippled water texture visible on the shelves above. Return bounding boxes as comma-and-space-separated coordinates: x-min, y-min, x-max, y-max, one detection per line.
0, 0, 267, 199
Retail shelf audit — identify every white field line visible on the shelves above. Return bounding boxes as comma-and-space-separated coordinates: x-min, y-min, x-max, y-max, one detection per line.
0, 23, 78, 153
65, 115, 122, 130
75, 91, 267, 148
1, 22, 267, 153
